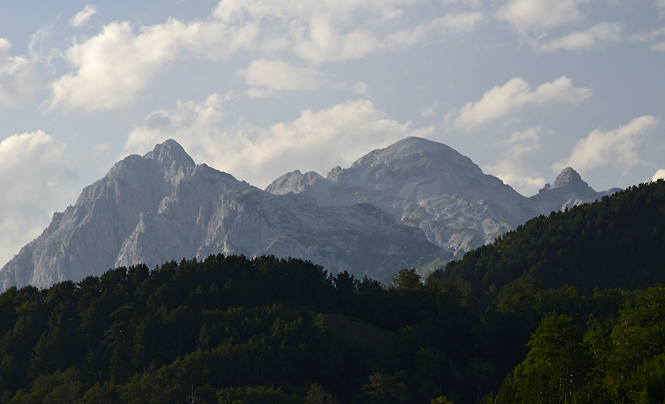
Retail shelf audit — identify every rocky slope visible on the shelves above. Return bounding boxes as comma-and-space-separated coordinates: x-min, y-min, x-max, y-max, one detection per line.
530, 167, 618, 214
267, 137, 536, 258
0, 137, 613, 291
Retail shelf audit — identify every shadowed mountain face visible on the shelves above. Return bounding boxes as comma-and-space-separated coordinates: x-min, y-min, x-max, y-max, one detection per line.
0, 137, 610, 291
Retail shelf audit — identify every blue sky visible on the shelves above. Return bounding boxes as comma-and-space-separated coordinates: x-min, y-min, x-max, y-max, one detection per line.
0, 0, 664, 266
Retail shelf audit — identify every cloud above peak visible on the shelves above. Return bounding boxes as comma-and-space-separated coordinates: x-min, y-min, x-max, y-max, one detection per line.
483, 127, 547, 196
554, 115, 661, 173
124, 97, 434, 188
452, 76, 591, 131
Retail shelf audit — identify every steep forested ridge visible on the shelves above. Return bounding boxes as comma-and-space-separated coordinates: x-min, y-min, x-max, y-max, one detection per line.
1, 180, 665, 403
441, 179, 665, 307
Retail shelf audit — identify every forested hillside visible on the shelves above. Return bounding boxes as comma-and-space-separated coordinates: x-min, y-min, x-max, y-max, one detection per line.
0, 180, 664, 403
441, 179, 665, 308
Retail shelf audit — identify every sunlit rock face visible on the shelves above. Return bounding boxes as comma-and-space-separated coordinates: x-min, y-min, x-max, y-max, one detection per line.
0, 137, 612, 291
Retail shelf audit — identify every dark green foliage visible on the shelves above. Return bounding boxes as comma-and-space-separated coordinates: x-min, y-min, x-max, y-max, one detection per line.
0, 255, 479, 403
2, 180, 665, 403
443, 180, 665, 308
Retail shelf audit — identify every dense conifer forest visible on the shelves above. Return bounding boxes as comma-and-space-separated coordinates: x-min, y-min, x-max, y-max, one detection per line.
1, 180, 664, 403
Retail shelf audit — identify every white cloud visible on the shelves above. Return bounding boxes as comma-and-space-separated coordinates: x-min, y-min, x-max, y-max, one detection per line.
483, 127, 546, 196
629, 27, 665, 51
70, 4, 98, 27
421, 102, 439, 117
213, 1, 397, 64
496, 0, 589, 35
213, 0, 419, 23
124, 96, 434, 188
0, 131, 72, 266
215, 0, 483, 64
123, 93, 225, 155
652, 169, 665, 181
351, 81, 369, 94
453, 76, 591, 130
49, 1, 487, 107
386, 12, 485, 50
651, 42, 665, 52
554, 115, 661, 173
50, 17, 258, 111
238, 59, 324, 97
630, 26, 665, 43
441, 0, 482, 5
0, 38, 40, 107
537, 22, 623, 52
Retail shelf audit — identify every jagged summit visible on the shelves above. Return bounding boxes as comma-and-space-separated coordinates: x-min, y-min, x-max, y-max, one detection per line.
145, 139, 195, 168
544, 167, 589, 190
532, 167, 601, 213
0, 136, 617, 291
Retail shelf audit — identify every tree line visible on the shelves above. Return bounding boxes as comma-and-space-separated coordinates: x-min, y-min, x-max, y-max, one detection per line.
0, 180, 664, 403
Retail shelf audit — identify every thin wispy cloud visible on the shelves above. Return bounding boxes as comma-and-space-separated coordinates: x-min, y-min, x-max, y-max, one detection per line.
70, 4, 97, 27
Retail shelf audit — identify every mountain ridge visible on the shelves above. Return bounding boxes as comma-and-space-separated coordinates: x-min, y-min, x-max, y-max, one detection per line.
0, 137, 614, 291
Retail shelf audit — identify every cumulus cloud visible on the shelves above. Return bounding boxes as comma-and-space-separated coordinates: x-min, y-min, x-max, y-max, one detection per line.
123, 93, 226, 155
49, 1, 486, 108
554, 115, 661, 173
0, 38, 40, 107
70, 4, 97, 27
453, 76, 591, 130
238, 59, 325, 97
0, 131, 72, 266
496, 0, 589, 35
49, 18, 258, 111
294, 18, 381, 65
483, 127, 546, 196
124, 96, 434, 187
536, 22, 623, 52
652, 169, 665, 181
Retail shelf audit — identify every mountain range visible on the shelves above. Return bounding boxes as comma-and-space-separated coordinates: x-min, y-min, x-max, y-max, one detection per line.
0, 137, 616, 291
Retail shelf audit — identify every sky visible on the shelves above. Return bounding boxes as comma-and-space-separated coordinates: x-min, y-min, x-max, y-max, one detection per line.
0, 0, 664, 267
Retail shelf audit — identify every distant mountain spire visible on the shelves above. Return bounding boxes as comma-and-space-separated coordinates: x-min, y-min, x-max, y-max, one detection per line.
551, 167, 588, 189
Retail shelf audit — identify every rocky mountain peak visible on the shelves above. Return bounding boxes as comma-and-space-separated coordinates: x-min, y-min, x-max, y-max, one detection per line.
0, 136, 618, 292
531, 167, 600, 214
549, 167, 588, 190
349, 136, 473, 173
145, 139, 195, 168
265, 170, 326, 195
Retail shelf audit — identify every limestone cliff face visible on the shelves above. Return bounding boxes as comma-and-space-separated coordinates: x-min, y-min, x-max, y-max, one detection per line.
267, 137, 536, 258
0, 139, 442, 290
0, 137, 613, 291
